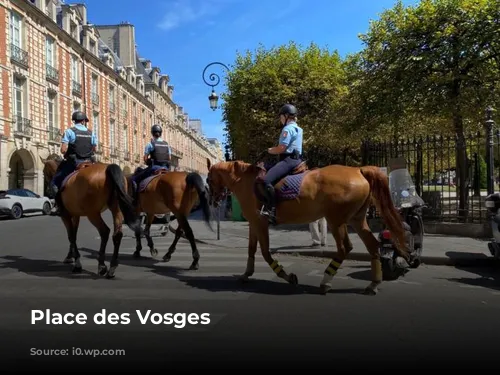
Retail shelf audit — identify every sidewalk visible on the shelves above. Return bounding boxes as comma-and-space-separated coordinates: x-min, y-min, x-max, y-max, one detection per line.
168, 211, 496, 267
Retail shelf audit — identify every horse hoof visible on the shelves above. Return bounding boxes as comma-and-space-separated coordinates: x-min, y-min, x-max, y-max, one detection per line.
72, 266, 82, 273
150, 248, 158, 257
319, 284, 331, 295
133, 251, 144, 259
189, 263, 199, 271
63, 257, 74, 264
98, 265, 108, 276
288, 273, 298, 286
162, 255, 171, 262
105, 269, 116, 279
363, 287, 378, 296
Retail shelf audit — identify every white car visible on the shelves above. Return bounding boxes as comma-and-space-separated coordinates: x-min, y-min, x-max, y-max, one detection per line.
0, 188, 52, 220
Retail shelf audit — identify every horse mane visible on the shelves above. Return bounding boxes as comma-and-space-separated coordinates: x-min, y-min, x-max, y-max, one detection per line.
212, 160, 258, 184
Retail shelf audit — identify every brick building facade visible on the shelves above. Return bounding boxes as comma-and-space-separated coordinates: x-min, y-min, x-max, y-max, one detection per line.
0, 0, 223, 195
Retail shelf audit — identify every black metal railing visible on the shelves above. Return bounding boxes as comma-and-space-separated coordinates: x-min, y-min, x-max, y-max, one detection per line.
48, 126, 61, 142
13, 115, 32, 136
10, 44, 28, 67
45, 64, 59, 83
72, 80, 81, 96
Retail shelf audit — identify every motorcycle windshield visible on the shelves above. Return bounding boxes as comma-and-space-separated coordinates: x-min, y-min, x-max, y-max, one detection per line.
388, 168, 425, 208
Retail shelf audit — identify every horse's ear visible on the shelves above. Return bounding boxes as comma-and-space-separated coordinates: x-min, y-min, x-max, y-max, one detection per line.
206, 158, 211, 171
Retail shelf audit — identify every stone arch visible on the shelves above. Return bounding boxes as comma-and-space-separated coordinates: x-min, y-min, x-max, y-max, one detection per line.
8, 149, 36, 192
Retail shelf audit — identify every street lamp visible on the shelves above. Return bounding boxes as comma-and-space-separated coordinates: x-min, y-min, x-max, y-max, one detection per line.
202, 62, 229, 111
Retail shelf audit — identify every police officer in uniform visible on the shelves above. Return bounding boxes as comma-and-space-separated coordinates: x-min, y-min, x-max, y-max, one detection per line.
260, 104, 304, 224
132, 124, 171, 190
52, 110, 97, 213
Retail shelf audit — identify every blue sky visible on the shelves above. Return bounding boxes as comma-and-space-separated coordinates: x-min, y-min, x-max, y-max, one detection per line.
79, 0, 419, 144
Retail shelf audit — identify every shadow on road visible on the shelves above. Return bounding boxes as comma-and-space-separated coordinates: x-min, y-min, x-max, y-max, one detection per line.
0, 255, 101, 279
76, 247, 363, 296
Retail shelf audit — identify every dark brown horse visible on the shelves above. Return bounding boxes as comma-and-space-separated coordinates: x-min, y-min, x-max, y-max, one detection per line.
126, 167, 212, 270
41, 157, 142, 278
206, 158, 409, 295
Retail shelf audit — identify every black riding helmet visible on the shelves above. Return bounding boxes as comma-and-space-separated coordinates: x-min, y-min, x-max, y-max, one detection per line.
279, 104, 298, 117
72, 111, 88, 123
151, 124, 162, 136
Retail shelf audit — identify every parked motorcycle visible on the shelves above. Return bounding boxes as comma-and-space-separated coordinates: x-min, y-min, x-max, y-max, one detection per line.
484, 193, 500, 260
378, 167, 426, 280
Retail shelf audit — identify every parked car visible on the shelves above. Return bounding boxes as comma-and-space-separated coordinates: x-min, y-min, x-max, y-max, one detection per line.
0, 188, 52, 220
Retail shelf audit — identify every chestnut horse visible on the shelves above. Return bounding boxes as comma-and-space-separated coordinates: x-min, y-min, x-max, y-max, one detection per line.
126, 168, 212, 270
41, 157, 143, 278
206, 158, 409, 295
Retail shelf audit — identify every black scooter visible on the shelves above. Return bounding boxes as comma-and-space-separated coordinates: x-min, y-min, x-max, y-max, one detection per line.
377, 168, 425, 280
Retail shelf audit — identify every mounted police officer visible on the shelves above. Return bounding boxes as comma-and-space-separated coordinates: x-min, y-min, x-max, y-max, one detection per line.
51, 110, 97, 214
132, 124, 171, 199
259, 104, 303, 224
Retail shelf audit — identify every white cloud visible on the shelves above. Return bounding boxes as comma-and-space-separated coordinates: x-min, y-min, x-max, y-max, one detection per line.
157, 0, 232, 31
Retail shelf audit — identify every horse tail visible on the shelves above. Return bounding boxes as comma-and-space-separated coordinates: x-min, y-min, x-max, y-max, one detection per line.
359, 166, 409, 260
105, 164, 143, 235
186, 172, 213, 232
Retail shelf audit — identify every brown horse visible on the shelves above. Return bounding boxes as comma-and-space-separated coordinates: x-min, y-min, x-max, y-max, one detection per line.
206, 158, 409, 295
126, 167, 212, 270
41, 157, 143, 278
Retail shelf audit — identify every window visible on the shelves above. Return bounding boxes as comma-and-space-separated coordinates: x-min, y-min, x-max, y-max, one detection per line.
71, 55, 79, 81
45, 36, 55, 67
10, 11, 22, 48
13, 76, 24, 119
92, 112, 99, 144
47, 92, 56, 129
91, 75, 98, 103
123, 126, 128, 152
109, 85, 115, 105
109, 120, 115, 149
73, 102, 81, 112
89, 39, 96, 55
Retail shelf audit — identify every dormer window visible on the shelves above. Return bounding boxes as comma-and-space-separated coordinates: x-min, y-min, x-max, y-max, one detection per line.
89, 39, 96, 55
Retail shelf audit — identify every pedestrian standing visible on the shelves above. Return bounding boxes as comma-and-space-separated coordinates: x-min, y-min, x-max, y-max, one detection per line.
310, 217, 327, 247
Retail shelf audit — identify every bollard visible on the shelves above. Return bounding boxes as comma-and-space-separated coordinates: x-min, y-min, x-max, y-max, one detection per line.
485, 106, 496, 195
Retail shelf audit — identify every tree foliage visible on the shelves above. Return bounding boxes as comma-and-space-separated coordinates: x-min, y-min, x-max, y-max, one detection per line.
221, 42, 352, 162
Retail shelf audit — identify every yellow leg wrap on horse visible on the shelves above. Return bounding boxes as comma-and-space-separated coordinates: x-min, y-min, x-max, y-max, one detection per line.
371, 258, 382, 282
325, 258, 342, 276
270, 260, 283, 275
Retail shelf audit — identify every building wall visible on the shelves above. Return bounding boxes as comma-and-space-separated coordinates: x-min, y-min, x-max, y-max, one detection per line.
0, 0, 224, 196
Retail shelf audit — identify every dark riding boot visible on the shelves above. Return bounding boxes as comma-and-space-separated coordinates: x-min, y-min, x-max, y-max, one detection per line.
260, 184, 277, 225
54, 188, 64, 216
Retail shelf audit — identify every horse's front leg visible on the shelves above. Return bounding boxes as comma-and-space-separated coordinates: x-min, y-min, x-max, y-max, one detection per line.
237, 225, 258, 283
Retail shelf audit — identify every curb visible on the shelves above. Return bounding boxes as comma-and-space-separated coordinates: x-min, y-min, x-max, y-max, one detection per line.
169, 224, 495, 267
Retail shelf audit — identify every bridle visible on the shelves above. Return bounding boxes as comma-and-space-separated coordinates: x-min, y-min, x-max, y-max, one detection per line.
206, 175, 228, 207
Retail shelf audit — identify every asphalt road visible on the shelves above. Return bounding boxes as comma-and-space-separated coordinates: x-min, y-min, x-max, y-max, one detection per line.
0, 213, 499, 371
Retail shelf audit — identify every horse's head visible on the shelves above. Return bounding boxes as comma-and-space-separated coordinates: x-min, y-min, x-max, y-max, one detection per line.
40, 156, 61, 181
206, 158, 257, 207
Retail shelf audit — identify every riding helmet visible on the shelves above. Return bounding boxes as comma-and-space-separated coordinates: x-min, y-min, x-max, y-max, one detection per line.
72, 111, 88, 123
279, 104, 298, 116
151, 124, 162, 135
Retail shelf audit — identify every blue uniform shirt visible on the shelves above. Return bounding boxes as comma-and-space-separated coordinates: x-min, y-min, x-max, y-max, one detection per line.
61, 123, 98, 146
278, 122, 303, 154
144, 137, 172, 157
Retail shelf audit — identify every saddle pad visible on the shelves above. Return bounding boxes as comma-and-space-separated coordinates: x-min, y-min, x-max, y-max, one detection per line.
138, 174, 162, 193
276, 172, 307, 201
61, 170, 79, 190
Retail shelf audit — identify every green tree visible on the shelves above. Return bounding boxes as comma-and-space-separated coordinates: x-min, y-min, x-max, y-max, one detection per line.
350, 0, 500, 218
221, 42, 352, 162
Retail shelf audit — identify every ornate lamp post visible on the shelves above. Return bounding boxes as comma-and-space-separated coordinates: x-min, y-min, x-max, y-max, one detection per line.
202, 62, 229, 111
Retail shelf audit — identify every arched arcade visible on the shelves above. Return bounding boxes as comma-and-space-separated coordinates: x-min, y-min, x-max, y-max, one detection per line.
8, 149, 36, 192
